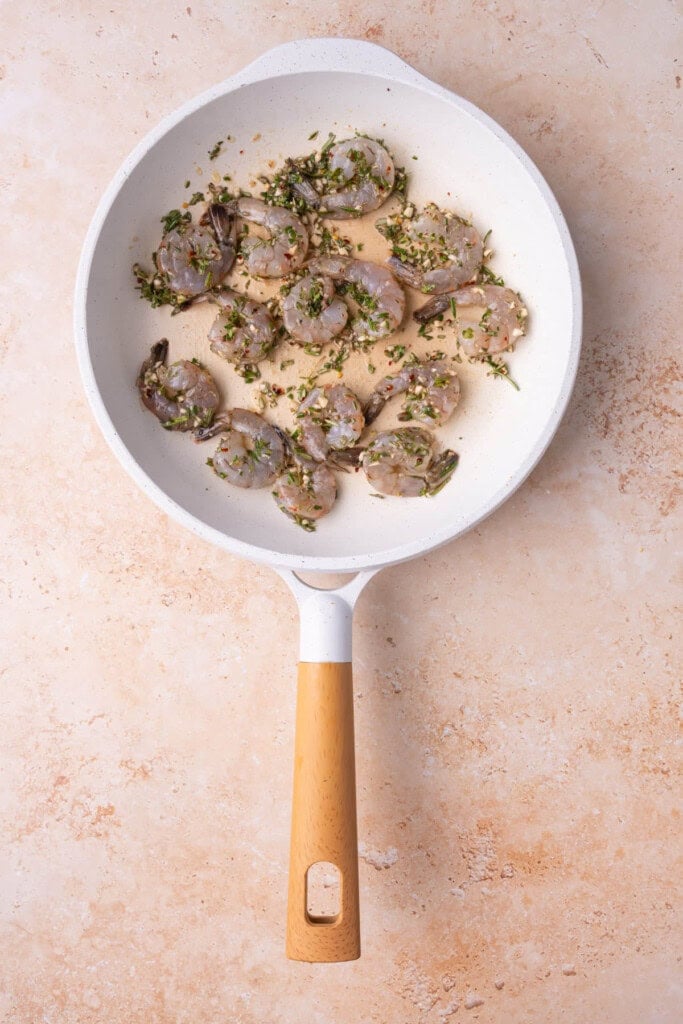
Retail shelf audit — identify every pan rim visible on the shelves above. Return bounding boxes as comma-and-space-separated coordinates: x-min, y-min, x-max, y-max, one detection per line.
74, 42, 582, 573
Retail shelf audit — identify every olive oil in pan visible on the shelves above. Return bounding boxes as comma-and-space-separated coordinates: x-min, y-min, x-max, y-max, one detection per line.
172, 207, 472, 436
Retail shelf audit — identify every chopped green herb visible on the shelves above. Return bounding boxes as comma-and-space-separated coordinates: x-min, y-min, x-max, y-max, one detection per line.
208, 139, 224, 160
318, 343, 349, 378
292, 515, 316, 532
161, 209, 191, 233
343, 281, 377, 312
255, 381, 285, 411
250, 437, 272, 462
480, 265, 505, 286
384, 343, 407, 362
132, 261, 189, 312
237, 363, 260, 383
483, 355, 520, 390
316, 227, 354, 257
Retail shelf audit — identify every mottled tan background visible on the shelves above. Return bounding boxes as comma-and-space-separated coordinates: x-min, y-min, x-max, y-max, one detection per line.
1, 1, 681, 1021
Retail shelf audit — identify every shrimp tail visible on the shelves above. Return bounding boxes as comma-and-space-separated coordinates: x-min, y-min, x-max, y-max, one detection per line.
207, 287, 237, 309
327, 446, 364, 471
203, 202, 237, 248
363, 391, 387, 425
425, 449, 459, 495
275, 426, 318, 467
413, 293, 453, 324
193, 413, 232, 443
275, 425, 298, 456
387, 256, 424, 290
291, 175, 320, 209
171, 294, 203, 314
137, 339, 168, 390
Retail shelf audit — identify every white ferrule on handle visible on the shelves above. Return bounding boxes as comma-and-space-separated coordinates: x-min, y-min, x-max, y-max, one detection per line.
298, 591, 353, 663
277, 570, 377, 665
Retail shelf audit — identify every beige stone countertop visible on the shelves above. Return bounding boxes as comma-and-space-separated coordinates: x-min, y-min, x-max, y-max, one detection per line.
1, 2, 681, 1021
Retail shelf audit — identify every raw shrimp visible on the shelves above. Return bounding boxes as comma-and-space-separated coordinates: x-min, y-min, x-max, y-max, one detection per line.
155, 204, 236, 299
273, 462, 338, 528
208, 288, 276, 366
379, 203, 483, 294
296, 383, 365, 461
195, 409, 286, 488
315, 138, 395, 218
364, 359, 460, 427
234, 197, 308, 278
307, 255, 405, 342
137, 340, 220, 430
363, 428, 459, 497
281, 273, 348, 346
414, 283, 528, 356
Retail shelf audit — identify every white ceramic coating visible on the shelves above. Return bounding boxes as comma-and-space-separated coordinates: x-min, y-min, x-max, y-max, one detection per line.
74, 37, 582, 574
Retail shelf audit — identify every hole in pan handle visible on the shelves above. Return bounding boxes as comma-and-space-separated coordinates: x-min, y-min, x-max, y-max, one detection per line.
306, 860, 342, 924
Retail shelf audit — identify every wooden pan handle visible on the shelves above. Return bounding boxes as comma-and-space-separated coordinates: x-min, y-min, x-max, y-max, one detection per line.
286, 661, 360, 962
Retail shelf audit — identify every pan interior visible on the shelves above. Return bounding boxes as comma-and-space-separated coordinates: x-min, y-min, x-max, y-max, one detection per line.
83, 70, 578, 568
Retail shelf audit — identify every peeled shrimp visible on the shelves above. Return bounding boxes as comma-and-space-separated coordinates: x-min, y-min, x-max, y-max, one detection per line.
363, 427, 459, 497
273, 462, 337, 525
296, 383, 365, 461
365, 359, 460, 427
195, 409, 286, 488
137, 340, 220, 430
307, 255, 405, 342
414, 283, 528, 356
381, 203, 482, 294
318, 138, 395, 218
208, 288, 276, 366
281, 273, 348, 346
156, 204, 236, 299
234, 197, 308, 278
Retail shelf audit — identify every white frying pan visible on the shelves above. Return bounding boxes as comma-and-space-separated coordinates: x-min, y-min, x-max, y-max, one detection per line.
74, 38, 581, 963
